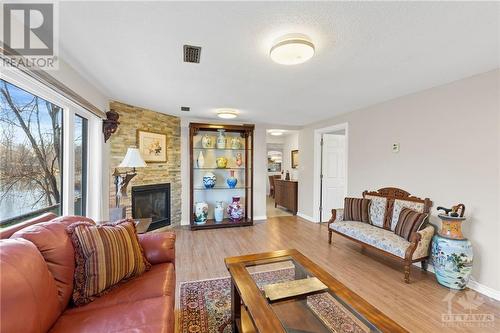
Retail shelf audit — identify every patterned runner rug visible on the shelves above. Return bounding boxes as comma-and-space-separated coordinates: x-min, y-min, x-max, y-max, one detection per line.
179, 268, 372, 333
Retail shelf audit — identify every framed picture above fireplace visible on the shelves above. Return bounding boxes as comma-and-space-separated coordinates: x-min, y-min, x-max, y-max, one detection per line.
137, 130, 167, 163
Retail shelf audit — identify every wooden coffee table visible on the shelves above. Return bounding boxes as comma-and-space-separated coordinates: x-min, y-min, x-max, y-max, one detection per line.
225, 249, 407, 333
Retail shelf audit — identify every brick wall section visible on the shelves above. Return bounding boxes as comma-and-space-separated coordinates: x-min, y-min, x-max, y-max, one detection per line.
108, 101, 181, 226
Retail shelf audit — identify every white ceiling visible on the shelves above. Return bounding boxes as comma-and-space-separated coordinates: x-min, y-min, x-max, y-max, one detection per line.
59, 1, 500, 126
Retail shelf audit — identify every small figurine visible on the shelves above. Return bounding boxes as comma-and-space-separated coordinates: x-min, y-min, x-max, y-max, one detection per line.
437, 203, 465, 218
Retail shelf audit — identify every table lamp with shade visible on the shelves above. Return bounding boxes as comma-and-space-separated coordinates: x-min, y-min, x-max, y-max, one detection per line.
110, 147, 147, 222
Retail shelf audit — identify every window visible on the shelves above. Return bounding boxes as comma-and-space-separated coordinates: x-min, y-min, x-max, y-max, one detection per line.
0, 72, 102, 227
74, 114, 88, 216
0, 80, 63, 225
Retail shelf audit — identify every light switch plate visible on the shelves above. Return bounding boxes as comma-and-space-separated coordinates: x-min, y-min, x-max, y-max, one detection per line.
392, 143, 400, 153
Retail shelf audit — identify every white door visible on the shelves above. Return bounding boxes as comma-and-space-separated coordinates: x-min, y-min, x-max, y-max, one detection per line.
321, 134, 346, 222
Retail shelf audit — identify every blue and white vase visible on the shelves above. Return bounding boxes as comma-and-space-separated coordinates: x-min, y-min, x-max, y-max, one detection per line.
202, 172, 216, 189
432, 235, 473, 290
226, 170, 237, 188
214, 201, 224, 223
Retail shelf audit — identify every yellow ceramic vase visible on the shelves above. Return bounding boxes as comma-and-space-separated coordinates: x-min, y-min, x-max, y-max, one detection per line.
216, 157, 228, 168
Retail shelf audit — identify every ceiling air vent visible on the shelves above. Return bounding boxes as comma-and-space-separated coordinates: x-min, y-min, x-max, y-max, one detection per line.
180, 106, 190, 112
183, 45, 201, 63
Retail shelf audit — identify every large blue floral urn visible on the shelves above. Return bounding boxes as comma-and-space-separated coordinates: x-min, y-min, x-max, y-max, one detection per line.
431, 214, 473, 290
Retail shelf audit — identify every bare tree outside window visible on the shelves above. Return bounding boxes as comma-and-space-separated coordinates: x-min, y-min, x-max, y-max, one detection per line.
0, 80, 62, 225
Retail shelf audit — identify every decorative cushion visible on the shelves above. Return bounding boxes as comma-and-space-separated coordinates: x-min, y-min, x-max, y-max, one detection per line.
330, 221, 410, 258
364, 195, 387, 228
343, 198, 371, 223
67, 219, 151, 306
390, 199, 425, 231
395, 208, 428, 241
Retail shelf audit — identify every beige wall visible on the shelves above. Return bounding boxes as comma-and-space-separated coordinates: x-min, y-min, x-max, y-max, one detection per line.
298, 70, 500, 291
108, 101, 181, 226
282, 132, 299, 180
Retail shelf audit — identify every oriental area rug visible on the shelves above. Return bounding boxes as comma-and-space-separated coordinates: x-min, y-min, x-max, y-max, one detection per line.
179, 268, 372, 333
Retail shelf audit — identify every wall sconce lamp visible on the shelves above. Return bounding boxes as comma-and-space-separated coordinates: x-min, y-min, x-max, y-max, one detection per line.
113, 147, 147, 207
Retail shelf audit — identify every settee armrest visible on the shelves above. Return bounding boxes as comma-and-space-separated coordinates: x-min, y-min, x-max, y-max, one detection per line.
328, 208, 344, 226
411, 225, 435, 260
138, 232, 176, 266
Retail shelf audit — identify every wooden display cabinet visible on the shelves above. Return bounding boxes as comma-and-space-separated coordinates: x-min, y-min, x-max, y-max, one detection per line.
189, 123, 254, 230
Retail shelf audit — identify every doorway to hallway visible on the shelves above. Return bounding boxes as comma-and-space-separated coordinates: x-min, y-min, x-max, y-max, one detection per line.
314, 123, 348, 223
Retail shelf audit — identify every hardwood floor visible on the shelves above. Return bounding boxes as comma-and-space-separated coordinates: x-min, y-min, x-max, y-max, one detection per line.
174, 216, 500, 332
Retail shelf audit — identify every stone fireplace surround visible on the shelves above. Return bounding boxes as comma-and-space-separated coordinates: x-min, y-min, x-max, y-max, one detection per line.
108, 101, 181, 227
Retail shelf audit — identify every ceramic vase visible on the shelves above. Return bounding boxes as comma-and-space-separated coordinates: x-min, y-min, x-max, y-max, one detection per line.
194, 202, 208, 224
431, 215, 473, 290
197, 151, 205, 168
202, 172, 216, 189
214, 201, 224, 223
235, 153, 243, 167
216, 157, 228, 168
216, 129, 226, 149
227, 196, 244, 222
226, 170, 238, 188
231, 136, 241, 149
201, 134, 213, 148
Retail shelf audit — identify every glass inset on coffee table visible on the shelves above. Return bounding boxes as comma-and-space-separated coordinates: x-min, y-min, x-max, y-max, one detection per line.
225, 249, 407, 333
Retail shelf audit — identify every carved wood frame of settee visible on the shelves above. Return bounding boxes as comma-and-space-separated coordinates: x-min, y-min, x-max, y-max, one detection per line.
328, 187, 433, 283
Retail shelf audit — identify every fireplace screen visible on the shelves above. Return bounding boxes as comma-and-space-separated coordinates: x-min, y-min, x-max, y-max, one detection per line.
131, 183, 171, 230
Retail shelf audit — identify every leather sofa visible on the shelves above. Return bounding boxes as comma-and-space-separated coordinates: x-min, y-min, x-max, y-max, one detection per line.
0, 214, 176, 333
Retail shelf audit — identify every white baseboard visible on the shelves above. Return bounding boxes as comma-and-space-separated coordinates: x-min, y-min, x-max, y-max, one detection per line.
297, 212, 318, 223
412, 262, 500, 301
468, 278, 500, 301
254, 215, 267, 221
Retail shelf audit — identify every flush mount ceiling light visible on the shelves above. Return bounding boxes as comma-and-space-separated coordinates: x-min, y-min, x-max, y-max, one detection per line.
216, 109, 239, 119
270, 34, 315, 65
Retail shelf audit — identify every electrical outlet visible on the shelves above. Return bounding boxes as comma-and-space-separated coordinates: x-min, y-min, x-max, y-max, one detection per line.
392, 143, 400, 153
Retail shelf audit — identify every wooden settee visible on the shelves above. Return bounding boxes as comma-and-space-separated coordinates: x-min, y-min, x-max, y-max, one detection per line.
328, 187, 434, 283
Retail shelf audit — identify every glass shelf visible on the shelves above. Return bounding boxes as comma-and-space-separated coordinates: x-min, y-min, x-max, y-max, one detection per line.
193, 186, 248, 191
193, 167, 247, 170
193, 147, 250, 151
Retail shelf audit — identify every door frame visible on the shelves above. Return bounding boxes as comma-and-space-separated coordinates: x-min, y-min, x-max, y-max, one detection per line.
313, 123, 348, 223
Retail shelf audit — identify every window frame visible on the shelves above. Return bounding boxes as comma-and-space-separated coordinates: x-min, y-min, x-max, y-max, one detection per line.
1, 69, 103, 221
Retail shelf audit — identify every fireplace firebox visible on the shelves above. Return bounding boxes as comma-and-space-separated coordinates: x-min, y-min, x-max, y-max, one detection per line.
131, 183, 171, 231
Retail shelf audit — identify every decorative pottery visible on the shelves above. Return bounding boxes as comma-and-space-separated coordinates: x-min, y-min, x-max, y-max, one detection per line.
216, 129, 226, 149
194, 202, 208, 224
216, 157, 228, 168
227, 196, 244, 222
431, 215, 473, 290
197, 151, 205, 168
230, 136, 241, 149
202, 172, 216, 189
235, 153, 243, 167
226, 170, 238, 188
214, 201, 224, 223
201, 134, 213, 148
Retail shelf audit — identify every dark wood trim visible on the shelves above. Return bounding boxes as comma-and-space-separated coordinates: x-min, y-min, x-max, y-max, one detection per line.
1, 47, 106, 119
225, 249, 408, 333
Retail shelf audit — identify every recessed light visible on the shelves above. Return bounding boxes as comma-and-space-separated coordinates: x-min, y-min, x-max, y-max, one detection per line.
270, 34, 315, 65
268, 129, 285, 136
216, 109, 238, 119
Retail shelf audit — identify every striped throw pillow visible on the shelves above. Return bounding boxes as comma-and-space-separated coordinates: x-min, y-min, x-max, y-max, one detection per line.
395, 208, 428, 241
67, 219, 151, 306
343, 197, 371, 223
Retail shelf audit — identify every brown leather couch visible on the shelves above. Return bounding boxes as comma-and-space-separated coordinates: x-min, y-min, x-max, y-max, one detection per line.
0, 214, 176, 333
